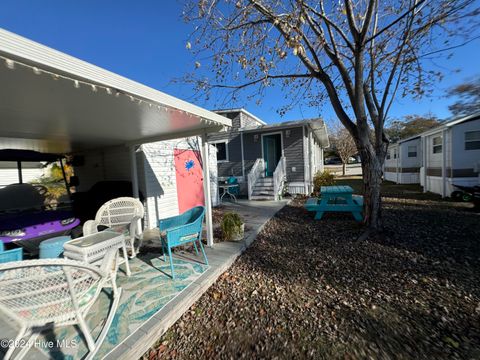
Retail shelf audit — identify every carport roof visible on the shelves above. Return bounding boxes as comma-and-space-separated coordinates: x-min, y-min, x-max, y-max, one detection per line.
0, 28, 231, 153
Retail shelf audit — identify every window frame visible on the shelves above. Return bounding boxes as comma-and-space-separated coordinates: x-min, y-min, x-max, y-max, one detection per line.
212, 140, 229, 162
407, 145, 417, 158
432, 136, 442, 154
465, 130, 480, 150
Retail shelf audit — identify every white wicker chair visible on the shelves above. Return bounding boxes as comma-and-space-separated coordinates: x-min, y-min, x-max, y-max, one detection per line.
83, 197, 144, 258
0, 249, 121, 360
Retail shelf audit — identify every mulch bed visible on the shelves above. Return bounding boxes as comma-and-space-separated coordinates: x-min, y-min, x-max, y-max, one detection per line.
143, 198, 480, 360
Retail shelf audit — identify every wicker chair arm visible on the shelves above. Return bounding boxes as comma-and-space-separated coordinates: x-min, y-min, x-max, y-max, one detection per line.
83, 220, 100, 236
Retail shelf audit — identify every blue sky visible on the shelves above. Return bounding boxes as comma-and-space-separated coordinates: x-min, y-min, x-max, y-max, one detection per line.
1, 0, 479, 124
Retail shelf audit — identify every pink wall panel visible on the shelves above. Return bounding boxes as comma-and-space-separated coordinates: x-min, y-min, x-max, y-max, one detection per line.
174, 148, 205, 213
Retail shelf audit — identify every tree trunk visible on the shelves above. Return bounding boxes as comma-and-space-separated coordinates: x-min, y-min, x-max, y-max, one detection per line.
359, 149, 384, 235
342, 162, 346, 176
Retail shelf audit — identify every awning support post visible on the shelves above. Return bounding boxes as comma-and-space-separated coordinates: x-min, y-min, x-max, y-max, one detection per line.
129, 145, 140, 199
17, 161, 22, 184
201, 132, 214, 247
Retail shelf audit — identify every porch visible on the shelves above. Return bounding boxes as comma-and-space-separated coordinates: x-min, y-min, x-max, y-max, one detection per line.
0, 200, 287, 359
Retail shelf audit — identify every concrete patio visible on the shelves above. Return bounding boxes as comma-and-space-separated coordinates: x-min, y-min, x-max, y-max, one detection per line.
0, 199, 287, 360
105, 199, 288, 360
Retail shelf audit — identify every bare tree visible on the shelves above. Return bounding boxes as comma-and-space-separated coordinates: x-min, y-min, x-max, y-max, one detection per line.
182, 0, 479, 236
448, 76, 480, 117
331, 123, 357, 176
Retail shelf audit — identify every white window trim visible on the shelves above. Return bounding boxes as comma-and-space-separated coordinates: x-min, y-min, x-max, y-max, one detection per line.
432, 136, 442, 154
465, 130, 480, 150
407, 145, 417, 158
211, 140, 229, 163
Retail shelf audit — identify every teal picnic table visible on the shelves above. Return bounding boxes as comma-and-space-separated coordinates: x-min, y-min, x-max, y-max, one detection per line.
305, 185, 363, 221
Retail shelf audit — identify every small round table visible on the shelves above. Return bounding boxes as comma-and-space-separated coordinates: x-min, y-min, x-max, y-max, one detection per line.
219, 184, 239, 203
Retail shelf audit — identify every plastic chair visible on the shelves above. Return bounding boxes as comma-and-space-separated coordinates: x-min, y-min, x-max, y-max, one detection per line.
0, 242, 22, 264
0, 249, 121, 360
158, 206, 208, 279
226, 176, 240, 195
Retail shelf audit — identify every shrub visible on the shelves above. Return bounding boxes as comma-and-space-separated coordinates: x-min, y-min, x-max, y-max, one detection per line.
313, 170, 335, 194
220, 212, 244, 241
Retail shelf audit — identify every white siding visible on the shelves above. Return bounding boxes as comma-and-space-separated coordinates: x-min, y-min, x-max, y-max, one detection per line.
73, 138, 219, 230
451, 119, 480, 169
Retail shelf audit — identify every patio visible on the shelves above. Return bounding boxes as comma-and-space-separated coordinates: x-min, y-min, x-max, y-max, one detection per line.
0, 200, 287, 359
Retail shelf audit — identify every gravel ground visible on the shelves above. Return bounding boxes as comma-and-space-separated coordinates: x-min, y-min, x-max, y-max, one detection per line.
143, 198, 480, 360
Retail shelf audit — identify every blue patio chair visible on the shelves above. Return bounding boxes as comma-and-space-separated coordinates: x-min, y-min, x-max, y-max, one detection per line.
158, 206, 208, 279
226, 176, 239, 195
0, 242, 23, 263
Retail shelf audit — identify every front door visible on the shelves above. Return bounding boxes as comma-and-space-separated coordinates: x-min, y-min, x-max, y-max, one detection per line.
174, 148, 205, 213
263, 134, 282, 177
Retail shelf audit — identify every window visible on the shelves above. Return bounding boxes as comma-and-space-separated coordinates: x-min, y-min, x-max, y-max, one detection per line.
408, 145, 417, 157
213, 142, 228, 161
386, 151, 391, 160
393, 149, 397, 159
432, 136, 442, 154
465, 130, 480, 150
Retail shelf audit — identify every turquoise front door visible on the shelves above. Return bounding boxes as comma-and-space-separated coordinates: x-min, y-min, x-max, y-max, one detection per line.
263, 134, 282, 177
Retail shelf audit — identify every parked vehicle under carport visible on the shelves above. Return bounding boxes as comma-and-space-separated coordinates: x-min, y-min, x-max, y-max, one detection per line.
0, 149, 81, 255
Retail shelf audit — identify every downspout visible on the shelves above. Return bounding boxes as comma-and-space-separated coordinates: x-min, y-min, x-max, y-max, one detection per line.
422, 136, 427, 193
396, 145, 400, 184
302, 126, 308, 195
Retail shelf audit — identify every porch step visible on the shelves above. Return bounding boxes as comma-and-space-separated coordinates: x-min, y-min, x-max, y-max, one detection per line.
252, 191, 274, 197
255, 177, 274, 185
250, 194, 275, 200
253, 185, 275, 191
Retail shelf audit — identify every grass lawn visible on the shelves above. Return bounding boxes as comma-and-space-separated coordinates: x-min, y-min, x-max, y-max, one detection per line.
144, 181, 480, 360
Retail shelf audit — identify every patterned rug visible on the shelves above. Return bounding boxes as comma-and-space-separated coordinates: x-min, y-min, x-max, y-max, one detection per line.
36, 253, 208, 359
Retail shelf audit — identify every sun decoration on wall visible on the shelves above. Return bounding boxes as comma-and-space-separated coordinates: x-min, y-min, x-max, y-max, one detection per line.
185, 159, 195, 172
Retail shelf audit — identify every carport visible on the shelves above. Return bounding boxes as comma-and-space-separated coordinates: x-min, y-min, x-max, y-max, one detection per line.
0, 28, 230, 246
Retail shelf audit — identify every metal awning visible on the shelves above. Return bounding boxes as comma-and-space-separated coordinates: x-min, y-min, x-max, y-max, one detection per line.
0, 28, 231, 153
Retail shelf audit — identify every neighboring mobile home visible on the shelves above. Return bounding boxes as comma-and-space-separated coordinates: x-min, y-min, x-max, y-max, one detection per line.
209, 109, 329, 199
384, 136, 422, 184
420, 113, 480, 197
384, 113, 480, 197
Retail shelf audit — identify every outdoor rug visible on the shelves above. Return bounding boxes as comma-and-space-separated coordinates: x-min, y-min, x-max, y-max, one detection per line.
34, 253, 208, 359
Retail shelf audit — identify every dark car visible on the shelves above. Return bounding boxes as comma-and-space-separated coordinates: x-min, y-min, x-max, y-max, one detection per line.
72, 181, 144, 222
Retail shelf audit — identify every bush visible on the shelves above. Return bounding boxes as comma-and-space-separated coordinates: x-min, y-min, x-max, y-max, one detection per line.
220, 212, 244, 241
313, 170, 335, 194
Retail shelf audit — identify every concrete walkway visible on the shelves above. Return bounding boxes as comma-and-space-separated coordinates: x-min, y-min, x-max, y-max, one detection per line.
105, 199, 287, 360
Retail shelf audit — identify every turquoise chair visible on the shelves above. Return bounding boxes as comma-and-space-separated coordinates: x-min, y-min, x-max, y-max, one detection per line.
158, 206, 208, 279
0, 242, 23, 263
226, 176, 239, 196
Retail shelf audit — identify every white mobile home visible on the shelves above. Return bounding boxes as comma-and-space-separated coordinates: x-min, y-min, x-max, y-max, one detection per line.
384, 136, 422, 184
384, 113, 480, 197
420, 113, 480, 197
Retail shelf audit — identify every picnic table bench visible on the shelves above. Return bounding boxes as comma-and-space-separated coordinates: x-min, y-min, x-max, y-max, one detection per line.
305, 185, 363, 221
